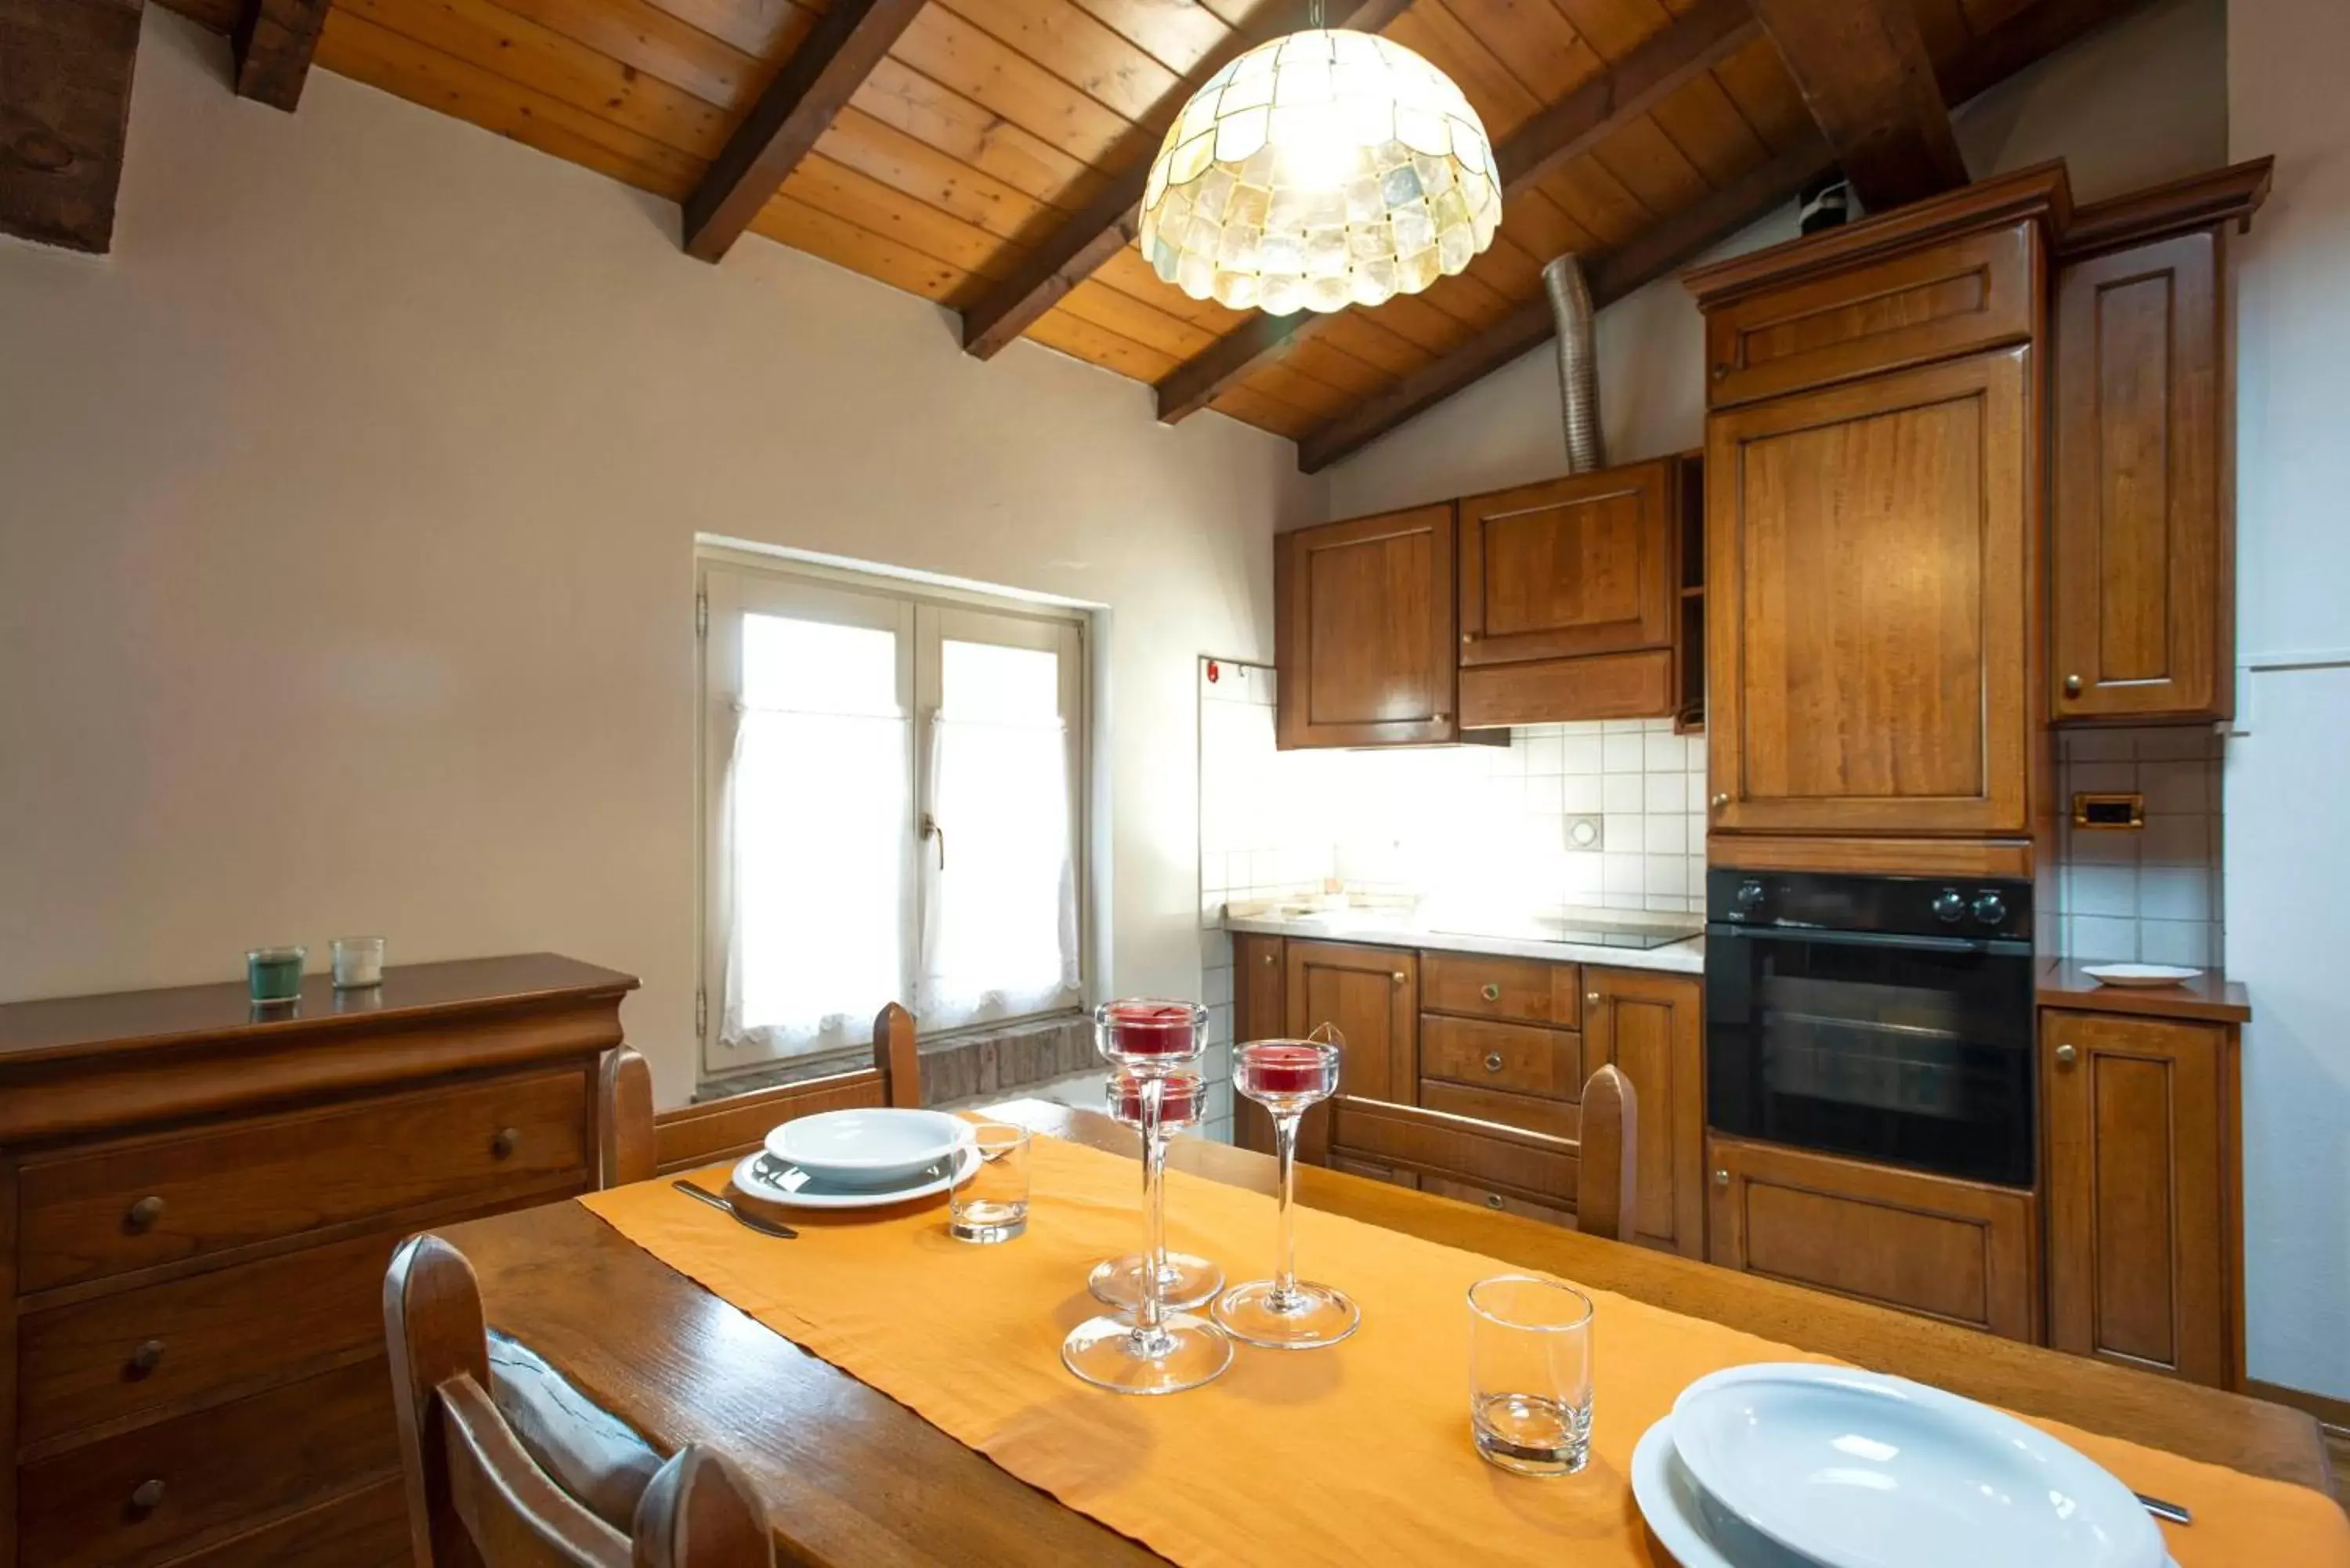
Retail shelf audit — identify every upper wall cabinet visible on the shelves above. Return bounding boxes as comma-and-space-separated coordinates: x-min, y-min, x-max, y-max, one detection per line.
2048, 161, 2271, 725
1457, 458, 1689, 728
1276, 504, 1459, 750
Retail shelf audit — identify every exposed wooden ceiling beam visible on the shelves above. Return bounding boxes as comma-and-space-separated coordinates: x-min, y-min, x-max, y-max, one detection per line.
0, 0, 141, 253
1292, 0, 2158, 471
1748, 0, 1965, 212
1151, 0, 1758, 425
1296, 133, 1830, 472
958, 0, 1415, 362
231, 0, 330, 111
682, 0, 929, 263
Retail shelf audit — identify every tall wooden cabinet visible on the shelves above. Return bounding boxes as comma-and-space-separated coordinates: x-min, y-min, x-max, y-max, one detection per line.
1274, 504, 1459, 749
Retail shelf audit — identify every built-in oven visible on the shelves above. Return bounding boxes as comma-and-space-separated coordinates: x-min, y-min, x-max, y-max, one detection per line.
1705, 869, 2036, 1189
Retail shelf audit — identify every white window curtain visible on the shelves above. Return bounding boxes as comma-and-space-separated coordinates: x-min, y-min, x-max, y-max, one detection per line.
719, 696, 910, 1057
917, 710, 1080, 1028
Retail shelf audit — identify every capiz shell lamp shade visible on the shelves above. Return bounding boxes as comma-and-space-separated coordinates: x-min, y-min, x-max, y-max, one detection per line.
1137, 29, 1502, 316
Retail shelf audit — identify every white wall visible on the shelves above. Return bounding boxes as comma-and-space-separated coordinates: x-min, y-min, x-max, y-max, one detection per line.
0, 12, 1322, 1107
1325, 0, 2229, 516
2224, 0, 2350, 1403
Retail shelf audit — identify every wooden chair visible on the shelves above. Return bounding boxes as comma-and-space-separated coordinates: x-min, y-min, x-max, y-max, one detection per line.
385, 1232, 775, 1566
598, 1001, 922, 1186
1574, 1062, 1639, 1243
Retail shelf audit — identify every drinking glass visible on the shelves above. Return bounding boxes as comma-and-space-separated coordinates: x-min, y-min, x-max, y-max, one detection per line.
948, 1122, 1032, 1244
1061, 1070, 1232, 1395
1088, 1070, 1223, 1311
1083, 998, 1220, 1308
330, 936, 385, 989
1466, 1275, 1595, 1476
1213, 1037, 1358, 1349
245, 946, 306, 1005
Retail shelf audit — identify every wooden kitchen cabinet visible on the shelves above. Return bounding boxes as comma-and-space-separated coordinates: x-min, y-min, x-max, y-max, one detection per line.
1703, 347, 2037, 840
1285, 939, 1415, 1105
2041, 1009, 2241, 1386
1585, 967, 1705, 1259
1233, 932, 1285, 1155
1275, 504, 1459, 749
2049, 162, 2270, 724
1706, 1135, 2042, 1343
1457, 459, 1682, 727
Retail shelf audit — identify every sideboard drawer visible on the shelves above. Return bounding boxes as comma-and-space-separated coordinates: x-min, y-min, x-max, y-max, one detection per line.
17, 1357, 400, 1568
155, 1476, 410, 1568
18, 1227, 402, 1446
1421, 1173, 1574, 1228
1420, 1014, 1582, 1099
19, 1069, 588, 1292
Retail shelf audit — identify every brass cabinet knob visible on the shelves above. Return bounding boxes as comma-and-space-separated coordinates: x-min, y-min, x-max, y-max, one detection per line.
1390, 971, 1406, 986
1484, 1193, 1505, 1210
129, 1478, 166, 1512
1462, 633, 1475, 645
491, 1127, 520, 1159
2055, 1043, 2078, 1066
125, 1195, 164, 1233
1262, 952, 1277, 966
1586, 992, 1600, 1006
1712, 364, 1730, 381
2063, 674, 2084, 695
1480, 982, 1501, 1002
1483, 1053, 1505, 1073
129, 1338, 166, 1375
1710, 793, 1730, 811
1713, 1169, 1730, 1187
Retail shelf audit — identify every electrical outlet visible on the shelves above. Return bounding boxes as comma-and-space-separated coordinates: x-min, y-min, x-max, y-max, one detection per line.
1565, 815, 1603, 851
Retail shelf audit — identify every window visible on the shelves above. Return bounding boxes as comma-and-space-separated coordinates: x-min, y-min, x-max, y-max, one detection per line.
699, 557, 1087, 1074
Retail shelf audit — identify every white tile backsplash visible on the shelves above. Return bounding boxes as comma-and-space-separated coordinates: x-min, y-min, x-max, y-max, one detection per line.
2054, 727, 2227, 968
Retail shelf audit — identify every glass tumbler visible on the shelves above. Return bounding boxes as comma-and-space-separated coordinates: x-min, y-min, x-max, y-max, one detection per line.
1213, 1036, 1358, 1349
949, 1122, 1032, 1244
246, 946, 306, 1005
1466, 1275, 1595, 1476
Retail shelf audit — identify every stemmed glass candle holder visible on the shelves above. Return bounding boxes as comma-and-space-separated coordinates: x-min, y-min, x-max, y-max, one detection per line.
1083, 999, 1223, 1312
1089, 1071, 1220, 1310
1213, 1038, 1359, 1349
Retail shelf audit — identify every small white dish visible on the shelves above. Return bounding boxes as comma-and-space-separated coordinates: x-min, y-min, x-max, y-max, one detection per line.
1670, 1364, 2166, 1568
763, 1109, 972, 1187
731, 1143, 978, 1212
2082, 963, 2202, 988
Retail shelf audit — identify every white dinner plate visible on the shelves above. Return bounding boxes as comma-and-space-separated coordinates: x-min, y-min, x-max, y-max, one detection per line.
763, 1108, 973, 1187
1670, 1364, 2167, 1568
2082, 963, 2202, 988
1631, 1414, 1820, 1568
731, 1142, 978, 1211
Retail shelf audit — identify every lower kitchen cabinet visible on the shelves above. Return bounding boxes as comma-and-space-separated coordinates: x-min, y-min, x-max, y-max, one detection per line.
1585, 967, 1706, 1258
2041, 1009, 2241, 1386
1285, 940, 1416, 1105
1705, 1135, 2043, 1343
1233, 932, 1285, 1155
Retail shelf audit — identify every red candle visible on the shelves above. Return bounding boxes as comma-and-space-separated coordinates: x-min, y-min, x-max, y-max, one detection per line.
1241, 1042, 1330, 1097
1112, 1072, 1201, 1125
1102, 1000, 1199, 1059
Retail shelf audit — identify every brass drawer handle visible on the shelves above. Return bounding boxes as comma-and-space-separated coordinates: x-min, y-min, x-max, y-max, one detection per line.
130, 1478, 166, 1513
125, 1195, 165, 1233
1484, 1193, 1505, 1210
1480, 982, 1501, 1002
2064, 674, 2084, 696
1710, 793, 1730, 811
1390, 971, 1406, 986
1263, 952, 1277, 966
1483, 1053, 1504, 1073
1586, 992, 1600, 1006
491, 1127, 520, 1159
1713, 1169, 1730, 1187
129, 1339, 166, 1375
2055, 1043, 2078, 1066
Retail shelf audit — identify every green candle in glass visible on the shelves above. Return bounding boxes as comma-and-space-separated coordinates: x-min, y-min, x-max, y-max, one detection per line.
246, 946, 306, 1004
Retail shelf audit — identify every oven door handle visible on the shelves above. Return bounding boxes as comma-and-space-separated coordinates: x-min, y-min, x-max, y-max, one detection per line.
1708, 924, 2033, 958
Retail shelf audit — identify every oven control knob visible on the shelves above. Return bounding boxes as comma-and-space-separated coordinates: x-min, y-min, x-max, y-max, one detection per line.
1972, 891, 2008, 927
1932, 888, 1967, 923
1733, 880, 1767, 915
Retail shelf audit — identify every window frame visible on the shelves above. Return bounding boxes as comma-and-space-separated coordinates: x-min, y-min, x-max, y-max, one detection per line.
696, 550, 1093, 1086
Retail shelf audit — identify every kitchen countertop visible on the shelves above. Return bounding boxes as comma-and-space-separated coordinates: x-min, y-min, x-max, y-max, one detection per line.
2038, 959, 2251, 1023
1221, 906, 1705, 975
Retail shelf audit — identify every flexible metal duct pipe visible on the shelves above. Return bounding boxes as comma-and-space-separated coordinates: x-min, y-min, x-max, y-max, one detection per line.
1542, 255, 1605, 475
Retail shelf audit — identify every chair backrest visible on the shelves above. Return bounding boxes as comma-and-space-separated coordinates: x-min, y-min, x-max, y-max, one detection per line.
385, 1233, 775, 1568
1574, 1062, 1639, 1243
599, 1001, 922, 1187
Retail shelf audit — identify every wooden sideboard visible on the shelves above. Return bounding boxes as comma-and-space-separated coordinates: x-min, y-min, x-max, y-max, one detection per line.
0, 953, 635, 1568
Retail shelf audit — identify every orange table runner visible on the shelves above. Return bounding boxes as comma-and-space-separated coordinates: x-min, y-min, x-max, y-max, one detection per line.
580, 1135, 2348, 1567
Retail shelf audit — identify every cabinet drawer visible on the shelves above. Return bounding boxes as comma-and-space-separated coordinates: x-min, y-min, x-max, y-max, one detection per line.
1420, 1173, 1573, 1228
18, 1357, 400, 1568
1704, 224, 2037, 406
1420, 1013, 1581, 1098
1419, 953, 1580, 1028
1420, 1079, 1576, 1140
19, 1227, 403, 1445
20, 1068, 588, 1293
157, 1477, 410, 1568
1329, 1154, 1419, 1190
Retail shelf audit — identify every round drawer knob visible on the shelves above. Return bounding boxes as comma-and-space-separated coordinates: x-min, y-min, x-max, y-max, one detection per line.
1480, 982, 1501, 1002
1390, 972, 1406, 986
1712, 364, 1730, 381
1710, 793, 1730, 811
491, 1127, 520, 1159
129, 1478, 166, 1512
125, 1195, 165, 1233
1484, 1194, 1505, 1210
129, 1339, 166, 1375
1483, 1053, 1505, 1073
1262, 952, 1276, 966
2055, 1043, 2078, 1066
2064, 674, 2084, 696
1713, 1169, 1730, 1187
1586, 992, 1600, 1006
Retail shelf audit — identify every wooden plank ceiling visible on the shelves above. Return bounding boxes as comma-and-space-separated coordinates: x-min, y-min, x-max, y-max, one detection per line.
157, 0, 2135, 463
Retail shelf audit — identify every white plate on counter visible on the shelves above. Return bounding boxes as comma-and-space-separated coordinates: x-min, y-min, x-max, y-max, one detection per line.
732, 1143, 977, 1212
2081, 963, 2202, 988
1668, 1364, 2167, 1568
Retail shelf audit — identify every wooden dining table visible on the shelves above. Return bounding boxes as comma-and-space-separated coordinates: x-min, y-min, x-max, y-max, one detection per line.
436, 1097, 2337, 1565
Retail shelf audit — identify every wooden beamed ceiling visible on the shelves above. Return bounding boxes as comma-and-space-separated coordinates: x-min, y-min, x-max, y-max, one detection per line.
130, 0, 2155, 462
